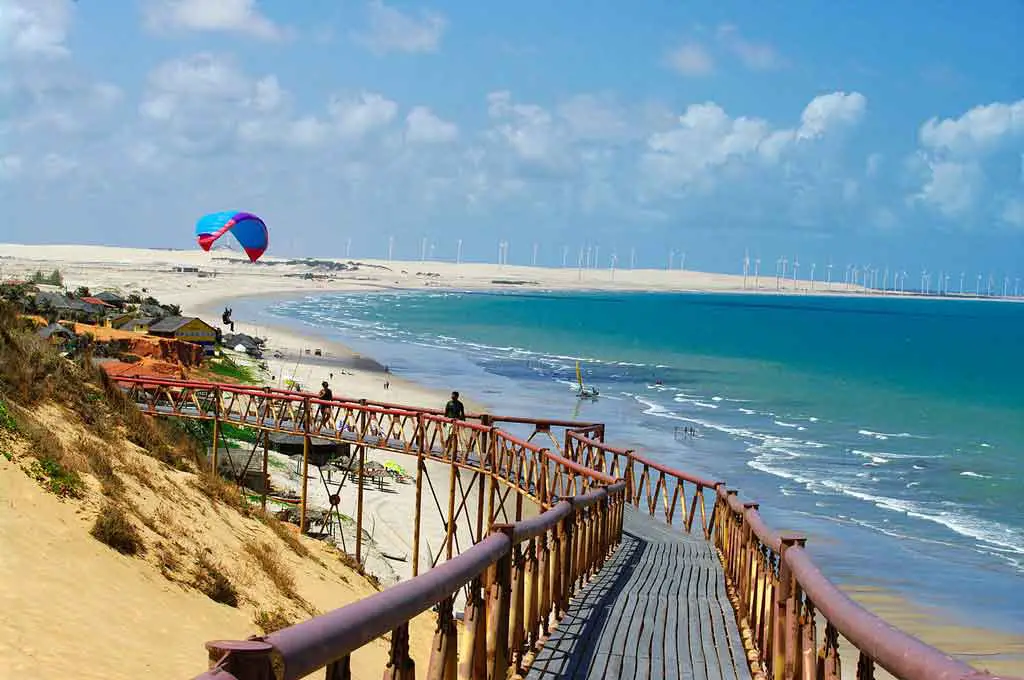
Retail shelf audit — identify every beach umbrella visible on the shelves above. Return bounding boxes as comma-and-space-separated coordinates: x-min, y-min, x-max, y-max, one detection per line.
384, 461, 408, 476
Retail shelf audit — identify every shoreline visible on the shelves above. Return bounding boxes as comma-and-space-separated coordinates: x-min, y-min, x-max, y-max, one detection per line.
1, 243, 1021, 673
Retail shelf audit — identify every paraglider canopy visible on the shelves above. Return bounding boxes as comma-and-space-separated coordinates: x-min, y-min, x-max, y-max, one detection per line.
195, 211, 268, 262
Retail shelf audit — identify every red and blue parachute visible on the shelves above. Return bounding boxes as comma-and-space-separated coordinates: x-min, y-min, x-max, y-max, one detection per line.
195, 211, 269, 262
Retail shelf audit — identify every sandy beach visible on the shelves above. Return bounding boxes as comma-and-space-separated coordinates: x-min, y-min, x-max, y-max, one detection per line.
1, 243, 1021, 676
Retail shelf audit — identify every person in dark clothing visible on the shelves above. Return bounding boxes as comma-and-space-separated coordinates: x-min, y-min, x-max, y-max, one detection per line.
317, 381, 333, 428
444, 391, 465, 420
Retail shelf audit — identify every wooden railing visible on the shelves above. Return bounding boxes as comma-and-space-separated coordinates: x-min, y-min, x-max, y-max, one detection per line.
109, 377, 1018, 680
560, 425, 1019, 680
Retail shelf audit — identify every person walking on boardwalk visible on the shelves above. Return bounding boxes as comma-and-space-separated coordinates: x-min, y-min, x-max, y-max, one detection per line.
445, 391, 465, 420
444, 391, 466, 450
317, 381, 333, 429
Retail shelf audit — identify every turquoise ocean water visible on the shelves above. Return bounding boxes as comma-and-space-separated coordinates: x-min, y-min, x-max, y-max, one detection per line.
244, 290, 1024, 631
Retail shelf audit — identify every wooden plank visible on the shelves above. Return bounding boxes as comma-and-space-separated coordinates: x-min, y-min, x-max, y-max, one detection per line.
526, 509, 749, 680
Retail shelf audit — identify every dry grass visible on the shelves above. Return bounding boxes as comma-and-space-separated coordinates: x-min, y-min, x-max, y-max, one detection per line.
14, 413, 87, 499
253, 608, 293, 634
257, 510, 312, 559
90, 503, 144, 556
243, 537, 297, 598
193, 468, 250, 514
79, 435, 124, 497
338, 551, 382, 590
194, 553, 239, 607
155, 543, 181, 578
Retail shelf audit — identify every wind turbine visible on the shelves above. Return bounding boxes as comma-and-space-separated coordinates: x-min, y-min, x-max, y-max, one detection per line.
420, 237, 428, 262
387, 235, 394, 261
456, 239, 463, 265
827, 262, 833, 290
810, 262, 816, 290
742, 249, 750, 289
532, 242, 539, 267
754, 257, 761, 289
976, 273, 982, 295
610, 253, 618, 280
792, 256, 800, 289
668, 249, 675, 270
562, 245, 568, 268
594, 245, 600, 270
959, 272, 965, 295
680, 251, 687, 271
630, 247, 636, 270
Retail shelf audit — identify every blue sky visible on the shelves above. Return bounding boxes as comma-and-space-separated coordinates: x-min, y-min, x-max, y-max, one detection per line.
1, 0, 1022, 279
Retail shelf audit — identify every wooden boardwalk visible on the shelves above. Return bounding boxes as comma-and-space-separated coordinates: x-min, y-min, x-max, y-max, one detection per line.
525, 507, 751, 680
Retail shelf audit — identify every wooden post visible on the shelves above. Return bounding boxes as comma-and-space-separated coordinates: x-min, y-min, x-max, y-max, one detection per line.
475, 469, 485, 544
524, 538, 539, 652
382, 621, 415, 680
427, 596, 457, 680
515, 455, 524, 521
508, 543, 525, 668
211, 387, 221, 474
356, 401, 367, 564
559, 501, 574, 613
486, 525, 513, 680
537, 533, 551, 635
774, 535, 805, 680
299, 397, 311, 535
412, 414, 425, 577
261, 430, 269, 513
445, 452, 458, 561
458, 579, 487, 680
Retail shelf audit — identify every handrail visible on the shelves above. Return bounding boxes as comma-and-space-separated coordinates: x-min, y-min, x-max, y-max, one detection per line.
783, 545, 992, 680
107, 377, 1017, 680
266, 533, 511, 680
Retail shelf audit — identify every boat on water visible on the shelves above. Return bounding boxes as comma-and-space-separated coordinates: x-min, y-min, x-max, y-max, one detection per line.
575, 362, 599, 400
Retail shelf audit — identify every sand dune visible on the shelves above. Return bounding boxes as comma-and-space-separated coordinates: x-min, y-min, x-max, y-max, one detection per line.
0, 402, 436, 680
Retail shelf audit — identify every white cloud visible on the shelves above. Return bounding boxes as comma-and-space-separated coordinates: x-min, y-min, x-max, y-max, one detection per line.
716, 24, 788, 71
665, 43, 714, 76
556, 94, 636, 142
912, 158, 982, 217
329, 92, 399, 139
0, 0, 71, 60
641, 91, 867, 196
797, 91, 867, 139
911, 99, 1024, 222
1002, 198, 1024, 229
144, 0, 286, 41
135, 54, 401, 156
405, 106, 458, 143
0, 154, 22, 179
919, 99, 1024, 157
355, 0, 446, 55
